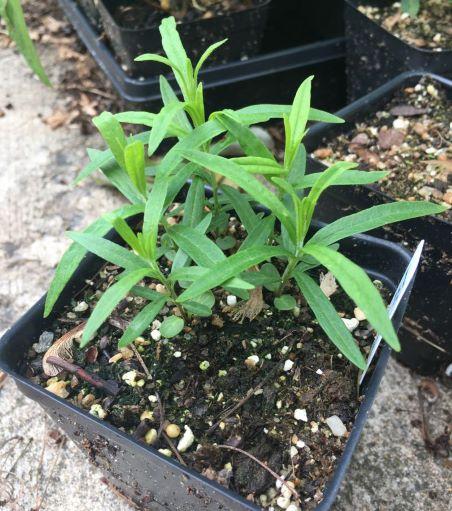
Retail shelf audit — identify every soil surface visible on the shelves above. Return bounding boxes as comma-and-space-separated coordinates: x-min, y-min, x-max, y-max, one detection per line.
23, 260, 379, 509
358, 0, 452, 49
110, 0, 263, 29
312, 77, 452, 222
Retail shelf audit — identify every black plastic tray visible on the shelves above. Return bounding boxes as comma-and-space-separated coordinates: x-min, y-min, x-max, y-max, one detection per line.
58, 0, 347, 112
345, 0, 452, 100
261, 0, 345, 52
97, 0, 270, 77
0, 217, 415, 510
305, 71, 452, 374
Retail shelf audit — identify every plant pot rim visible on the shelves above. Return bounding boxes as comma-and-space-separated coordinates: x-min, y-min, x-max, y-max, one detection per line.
100, 0, 272, 33
306, 70, 452, 228
57, 0, 346, 104
345, 0, 452, 56
0, 217, 414, 510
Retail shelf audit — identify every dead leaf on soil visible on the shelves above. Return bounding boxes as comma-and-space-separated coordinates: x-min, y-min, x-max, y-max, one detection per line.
43, 108, 78, 129
389, 105, 430, 117
43, 322, 85, 376
382, 12, 401, 31
378, 127, 405, 149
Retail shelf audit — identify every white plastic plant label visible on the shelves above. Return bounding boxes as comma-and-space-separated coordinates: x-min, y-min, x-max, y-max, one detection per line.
359, 240, 425, 386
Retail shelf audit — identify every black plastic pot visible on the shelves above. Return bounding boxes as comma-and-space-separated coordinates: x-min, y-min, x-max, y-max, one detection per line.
97, 0, 270, 77
344, 0, 452, 100
57, 0, 347, 112
305, 71, 452, 375
261, 0, 345, 52
0, 218, 415, 510
76, 0, 102, 30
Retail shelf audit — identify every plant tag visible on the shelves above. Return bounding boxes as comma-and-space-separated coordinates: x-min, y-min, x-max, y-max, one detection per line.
359, 241, 424, 386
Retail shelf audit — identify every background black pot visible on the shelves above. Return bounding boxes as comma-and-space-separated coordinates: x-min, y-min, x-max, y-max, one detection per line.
97, 0, 270, 77
261, 0, 345, 52
58, 0, 347, 111
305, 71, 452, 375
344, 0, 452, 100
0, 220, 415, 510
76, 0, 102, 30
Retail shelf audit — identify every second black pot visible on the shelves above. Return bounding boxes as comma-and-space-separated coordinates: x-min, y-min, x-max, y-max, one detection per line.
344, 0, 452, 100
305, 71, 452, 375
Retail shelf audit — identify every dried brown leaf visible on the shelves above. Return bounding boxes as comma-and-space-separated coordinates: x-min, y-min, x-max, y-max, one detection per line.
43, 322, 85, 376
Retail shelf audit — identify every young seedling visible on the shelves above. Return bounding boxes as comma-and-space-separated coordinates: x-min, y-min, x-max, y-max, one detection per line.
45, 17, 447, 371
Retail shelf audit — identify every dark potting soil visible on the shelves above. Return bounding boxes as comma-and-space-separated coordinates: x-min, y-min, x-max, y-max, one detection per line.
358, 0, 452, 50
112, 0, 263, 30
312, 77, 452, 222
22, 257, 383, 509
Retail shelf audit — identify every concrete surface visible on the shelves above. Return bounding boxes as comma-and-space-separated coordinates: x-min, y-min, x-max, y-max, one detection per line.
0, 37, 450, 511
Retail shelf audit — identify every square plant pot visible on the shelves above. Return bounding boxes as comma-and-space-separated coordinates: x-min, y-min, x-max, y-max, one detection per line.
57, 0, 347, 111
0, 219, 415, 510
96, 0, 271, 77
304, 71, 452, 375
344, 0, 452, 100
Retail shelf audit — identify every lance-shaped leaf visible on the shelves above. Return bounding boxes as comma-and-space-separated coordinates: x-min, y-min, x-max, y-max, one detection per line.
294, 271, 366, 369
93, 112, 127, 169
118, 296, 167, 348
183, 176, 205, 228
124, 140, 147, 197
172, 213, 212, 271
221, 185, 259, 233
159, 75, 192, 134
303, 244, 400, 351
1, 0, 50, 85
87, 149, 144, 204
81, 268, 152, 346
294, 170, 388, 190
239, 215, 275, 251
66, 231, 149, 271
104, 214, 143, 256
307, 201, 447, 248
215, 111, 275, 160
231, 157, 285, 175
180, 150, 296, 240
44, 204, 144, 317
148, 102, 187, 157
143, 174, 169, 258
194, 39, 228, 81
168, 224, 225, 267
178, 246, 290, 302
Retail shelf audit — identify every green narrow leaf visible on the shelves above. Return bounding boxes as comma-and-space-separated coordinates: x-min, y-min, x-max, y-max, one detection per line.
233, 104, 344, 125
81, 269, 152, 346
239, 215, 275, 251
168, 224, 225, 267
159, 17, 189, 90
183, 176, 205, 228
178, 246, 290, 302
1, 0, 50, 85
88, 149, 144, 204
194, 39, 227, 80
287, 76, 313, 166
216, 111, 275, 160
307, 201, 447, 248
303, 244, 400, 351
294, 272, 366, 369
103, 213, 142, 255
288, 145, 307, 185
44, 204, 144, 317
130, 286, 162, 301
221, 185, 259, 233
160, 315, 185, 338
93, 112, 127, 169
124, 140, 147, 197
143, 174, 169, 258
295, 170, 389, 190
118, 296, 167, 348
66, 231, 148, 271
231, 156, 285, 175
148, 102, 187, 157
159, 75, 192, 134
180, 150, 296, 240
